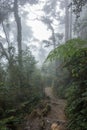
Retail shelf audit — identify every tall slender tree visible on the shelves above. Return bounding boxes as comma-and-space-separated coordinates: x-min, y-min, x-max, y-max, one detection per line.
65, 0, 69, 41
14, 0, 22, 68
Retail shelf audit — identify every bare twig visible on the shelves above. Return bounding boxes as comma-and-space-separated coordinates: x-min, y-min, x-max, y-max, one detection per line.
0, 42, 9, 60
2, 21, 10, 48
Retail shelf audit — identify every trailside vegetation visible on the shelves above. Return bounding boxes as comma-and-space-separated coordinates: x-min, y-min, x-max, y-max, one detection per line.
46, 38, 87, 130
0, 48, 44, 130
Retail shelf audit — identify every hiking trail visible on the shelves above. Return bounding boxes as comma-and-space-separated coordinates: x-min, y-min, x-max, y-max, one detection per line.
23, 87, 67, 130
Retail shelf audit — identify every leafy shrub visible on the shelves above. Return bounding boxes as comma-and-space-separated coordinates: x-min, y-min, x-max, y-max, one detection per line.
65, 48, 87, 130
47, 39, 87, 130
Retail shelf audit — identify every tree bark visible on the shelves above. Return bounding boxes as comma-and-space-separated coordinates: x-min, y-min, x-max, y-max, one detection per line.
49, 23, 56, 49
14, 0, 22, 68
69, 3, 72, 39
48, 23, 58, 77
14, 0, 23, 88
65, 0, 69, 42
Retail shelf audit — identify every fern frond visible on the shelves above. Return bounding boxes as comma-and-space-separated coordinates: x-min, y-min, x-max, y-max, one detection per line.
46, 38, 87, 62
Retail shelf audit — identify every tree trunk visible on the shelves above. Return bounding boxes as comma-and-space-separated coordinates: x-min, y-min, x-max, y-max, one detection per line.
14, 0, 22, 68
14, 0, 23, 88
48, 23, 58, 77
65, 0, 69, 42
69, 3, 72, 39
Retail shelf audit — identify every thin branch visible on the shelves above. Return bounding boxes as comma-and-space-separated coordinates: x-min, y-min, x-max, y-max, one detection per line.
2, 21, 10, 48
0, 42, 9, 60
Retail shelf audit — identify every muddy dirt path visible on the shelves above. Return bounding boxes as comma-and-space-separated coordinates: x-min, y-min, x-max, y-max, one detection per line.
44, 87, 66, 121
24, 87, 67, 130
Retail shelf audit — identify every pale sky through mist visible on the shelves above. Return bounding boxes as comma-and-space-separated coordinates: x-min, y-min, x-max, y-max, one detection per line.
25, 1, 51, 41
23, 1, 52, 65
27, 20, 51, 41
22, 0, 65, 65
25, 0, 64, 42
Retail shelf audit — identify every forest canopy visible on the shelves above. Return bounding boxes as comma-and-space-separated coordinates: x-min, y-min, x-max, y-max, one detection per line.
0, 0, 87, 130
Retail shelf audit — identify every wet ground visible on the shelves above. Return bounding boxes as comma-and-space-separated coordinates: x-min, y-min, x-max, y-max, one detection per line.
23, 87, 67, 130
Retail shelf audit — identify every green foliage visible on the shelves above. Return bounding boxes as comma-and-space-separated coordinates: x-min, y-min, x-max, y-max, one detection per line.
46, 38, 87, 98
0, 48, 44, 129
47, 38, 87, 130
46, 38, 87, 62
0, 116, 15, 130
65, 48, 87, 130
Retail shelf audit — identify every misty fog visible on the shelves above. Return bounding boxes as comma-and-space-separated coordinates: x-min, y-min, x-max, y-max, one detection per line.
0, 0, 87, 130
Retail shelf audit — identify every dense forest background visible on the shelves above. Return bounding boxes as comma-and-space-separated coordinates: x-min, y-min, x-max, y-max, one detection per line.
0, 0, 87, 130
